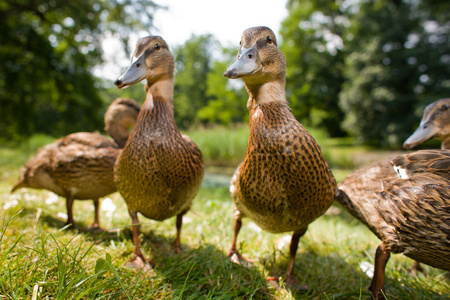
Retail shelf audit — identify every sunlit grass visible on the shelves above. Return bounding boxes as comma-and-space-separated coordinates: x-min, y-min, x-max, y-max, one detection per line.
183, 125, 249, 170
0, 129, 448, 299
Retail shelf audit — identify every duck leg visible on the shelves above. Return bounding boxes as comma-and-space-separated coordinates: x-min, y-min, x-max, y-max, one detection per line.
65, 195, 75, 227
124, 211, 152, 271
90, 198, 101, 230
227, 216, 251, 263
173, 209, 188, 254
267, 228, 309, 291
228, 217, 242, 257
369, 243, 390, 300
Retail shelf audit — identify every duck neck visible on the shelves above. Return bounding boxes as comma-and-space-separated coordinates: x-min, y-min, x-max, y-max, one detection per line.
144, 78, 174, 112
245, 80, 287, 111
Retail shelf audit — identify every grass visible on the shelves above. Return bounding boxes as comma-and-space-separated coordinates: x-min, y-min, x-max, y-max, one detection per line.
0, 127, 449, 299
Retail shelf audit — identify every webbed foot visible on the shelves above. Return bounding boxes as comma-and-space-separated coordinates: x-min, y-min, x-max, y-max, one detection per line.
124, 255, 153, 272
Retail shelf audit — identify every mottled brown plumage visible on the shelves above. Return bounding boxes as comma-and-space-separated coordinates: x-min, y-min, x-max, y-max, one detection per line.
114, 36, 204, 270
224, 26, 337, 290
404, 98, 450, 150
11, 98, 140, 229
336, 149, 450, 299
105, 97, 141, 148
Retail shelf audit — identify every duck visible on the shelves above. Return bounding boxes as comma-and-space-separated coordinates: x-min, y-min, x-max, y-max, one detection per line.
403, 98, 450, 150
11, 97, 140, 229
336, 149, 450, 299
223, 26, 337, 290
337, 97, 450, 280
113, 36, 204, 270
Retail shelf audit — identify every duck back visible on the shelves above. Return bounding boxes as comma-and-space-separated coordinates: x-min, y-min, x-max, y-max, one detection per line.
336, 150, 450, 271
375, 173, 450, 270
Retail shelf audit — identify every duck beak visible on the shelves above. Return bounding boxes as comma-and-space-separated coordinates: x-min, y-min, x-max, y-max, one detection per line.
114, 54, 148, 89
224, 46, 261, 79
403, 121, 441, 149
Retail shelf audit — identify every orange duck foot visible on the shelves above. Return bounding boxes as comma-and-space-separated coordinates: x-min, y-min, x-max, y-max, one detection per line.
124, 255, 154, 272
227, 250, 254, 266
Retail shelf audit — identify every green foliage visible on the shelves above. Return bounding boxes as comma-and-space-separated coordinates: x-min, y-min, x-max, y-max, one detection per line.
100, 80, 146, 108
184, 125, 249, 168
198, 47, 248, 125
0, 0, 158, 144
174, 36, 248, 129
173, 34, 217, 128
281, 0, 346, 137
338, 0, 450, 147
281, 0, 450, 146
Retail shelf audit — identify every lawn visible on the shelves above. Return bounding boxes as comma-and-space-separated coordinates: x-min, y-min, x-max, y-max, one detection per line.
0, 128, 448, 299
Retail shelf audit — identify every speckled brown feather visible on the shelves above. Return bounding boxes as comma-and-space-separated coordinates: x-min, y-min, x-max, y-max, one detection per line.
336, 158, 398, 237
115, 96, 204, 221
336, 149, 450, 270
225, 27, 337, 289
232, 102, 336, 233
104, 97, 141, 148
392, 149, 450, 178
11, 100, 139, 227
113, 35, 204, 269
51, 135, 119, 198
12, 133, 118, 199
374, 173, 450, 270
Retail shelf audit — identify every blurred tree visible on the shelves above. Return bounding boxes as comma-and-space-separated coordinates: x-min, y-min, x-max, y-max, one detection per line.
280, 0, 346, 137
173, 34, 217, 128
100, 81, 146, 107
0, 0, 158, 144
198, 46, 248, 125
339, 0, 450, 147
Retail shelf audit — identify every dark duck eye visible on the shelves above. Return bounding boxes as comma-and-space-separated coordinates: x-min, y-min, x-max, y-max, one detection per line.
154, 43, 160, 50
266, 36, 273, 44
441, 104, 449, 111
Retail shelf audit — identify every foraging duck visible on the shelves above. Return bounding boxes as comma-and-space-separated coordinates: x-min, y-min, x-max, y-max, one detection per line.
336, 149, 450, 299
114, 36, 204, 269
224, 26, 337, 290
11, 98, 140, 229
403, 98, 450, 150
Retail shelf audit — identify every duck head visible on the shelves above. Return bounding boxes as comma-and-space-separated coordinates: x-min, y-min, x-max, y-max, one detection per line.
224, 27, 287, 109
224, 26, 286, 86
404, 98, 450, 149
104, 98, 141, 148
114, 36, 174, 89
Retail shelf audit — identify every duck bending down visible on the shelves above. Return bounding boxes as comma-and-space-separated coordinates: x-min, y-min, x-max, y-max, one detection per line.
114, 36, 204, 270
336, 149, 450, 299
403, 98, 450, 150
223, 26, 337, 290
11, 98, 140, 229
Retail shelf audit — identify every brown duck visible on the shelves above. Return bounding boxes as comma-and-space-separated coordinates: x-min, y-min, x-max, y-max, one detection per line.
114, 36, 204, 270
404, 98, 450, 150
336, 150, 450, 299
11, 98, 140, 229
224, 26, 337, 290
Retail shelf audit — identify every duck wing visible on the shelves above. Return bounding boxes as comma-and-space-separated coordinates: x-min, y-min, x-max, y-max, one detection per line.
392, 149, 450, 179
